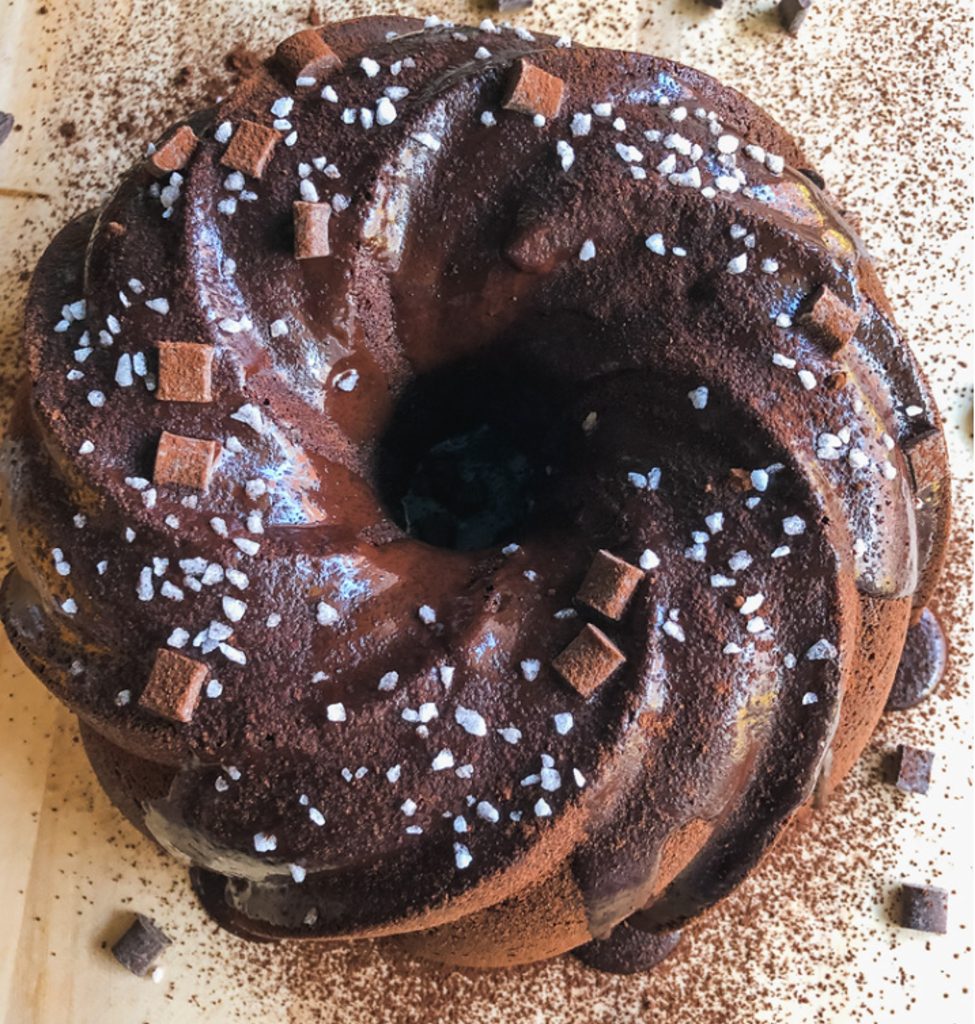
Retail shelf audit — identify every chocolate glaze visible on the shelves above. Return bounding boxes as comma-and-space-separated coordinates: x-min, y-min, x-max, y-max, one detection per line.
885, 607, 948, 711
0, 17, 951, 969
573, 922, 682, 975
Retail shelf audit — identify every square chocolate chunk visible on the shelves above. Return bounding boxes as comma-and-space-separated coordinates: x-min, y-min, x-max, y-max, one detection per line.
553, 624, 625, 698
502, 60, 565, 120
900, 884, 948, 934
800, 285, 861, 352
220, 120, 280, 179
153, 431, 221, 490
893, 744, 935, 794
111, 913, 173, 976
778, 0, 813, 34
903, 427, 946, 494
148, 125, 198, 177
576, 550, 645, 620
156, 342, 214, 403
275, 29, 343, 83
139, 648, 208, 723
294, 201, 331, 259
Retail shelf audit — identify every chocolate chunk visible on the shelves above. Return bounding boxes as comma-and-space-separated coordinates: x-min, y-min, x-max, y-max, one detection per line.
111, 914, 173, 976
153, 431, 221, 490
574, 922, 681, 975
496, 0, 533, 10
778, 0, 813, 33
701, 0, 725, 7
553, 624, 625, 697
800, 285, 861, 351
576, 550, 644, 620
891, 744, 935, 794
220, 120, 280, 179
899, 884, 948, 934
902, 427, 946, 494
140, 648, 208, 724
887, 607, 948, 711
147, 125, 198, 177
275, 29, 343, 84
293, 201, 331, 259
502, 60, 565, 121
156, 342, 214, 403
0, 111, 14, 147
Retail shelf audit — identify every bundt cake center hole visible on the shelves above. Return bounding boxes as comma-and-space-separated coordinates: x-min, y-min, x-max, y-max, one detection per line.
376, 352, 562, 551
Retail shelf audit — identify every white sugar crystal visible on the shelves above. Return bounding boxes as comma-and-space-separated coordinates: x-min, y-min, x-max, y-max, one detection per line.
534, 798, 552, 818
289, 864, 307, 883
782, 516, 807, 536
418, 604, 437, 624
326, 702, 346, 722
739, 593, 765, 615
727, 253, 748, 275
578, 239, 596, 262
645, 233, 666, 255
805, 638, 837, 660
477, 801, 499, 823
705, 512, 724, 534
378, 671, 399, 691
222, 596, 246, 622
688, 386, 709, 410
728, 550, 753, 572
431, 749, 455, 771
455, 706, 487, 736
454, 843, 473, 870
497, 727, 522, 744
662, 620, 686, 642
168, 627, 190, 648
253, 832, 277, 853
556, 140, 575, 171
317, 601, 339, 626
520, 659, 540, 682
553, 712, 574, 735
639, 549, 660, 570
230, 403, 264, 434
797, 369, 817, 390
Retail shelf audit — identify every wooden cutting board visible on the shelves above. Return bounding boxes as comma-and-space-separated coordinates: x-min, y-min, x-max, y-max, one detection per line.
1, 1, 971, 1022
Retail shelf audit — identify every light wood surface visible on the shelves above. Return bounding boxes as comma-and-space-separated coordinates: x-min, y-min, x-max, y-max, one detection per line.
1, 1, 971, 1022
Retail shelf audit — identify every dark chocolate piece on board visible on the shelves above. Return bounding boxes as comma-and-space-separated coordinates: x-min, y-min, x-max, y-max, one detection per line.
892, 744, 935, 794
496, 0, 534, 10
779, 0, 813, 33
0, 112, 14, 147
111, 914, 173, 976
899, 884, 948, 934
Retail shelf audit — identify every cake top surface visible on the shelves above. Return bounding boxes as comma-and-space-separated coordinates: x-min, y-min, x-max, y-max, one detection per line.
0, 2, 970, 1024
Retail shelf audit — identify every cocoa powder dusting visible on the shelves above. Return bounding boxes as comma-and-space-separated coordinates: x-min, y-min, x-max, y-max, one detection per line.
0, 0, 969, 1021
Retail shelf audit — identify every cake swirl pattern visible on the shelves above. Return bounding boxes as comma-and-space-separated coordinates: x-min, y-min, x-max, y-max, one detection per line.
0, 15, 950, 969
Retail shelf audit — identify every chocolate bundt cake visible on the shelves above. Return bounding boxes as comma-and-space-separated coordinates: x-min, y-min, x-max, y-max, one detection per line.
0, 15, 951, 973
